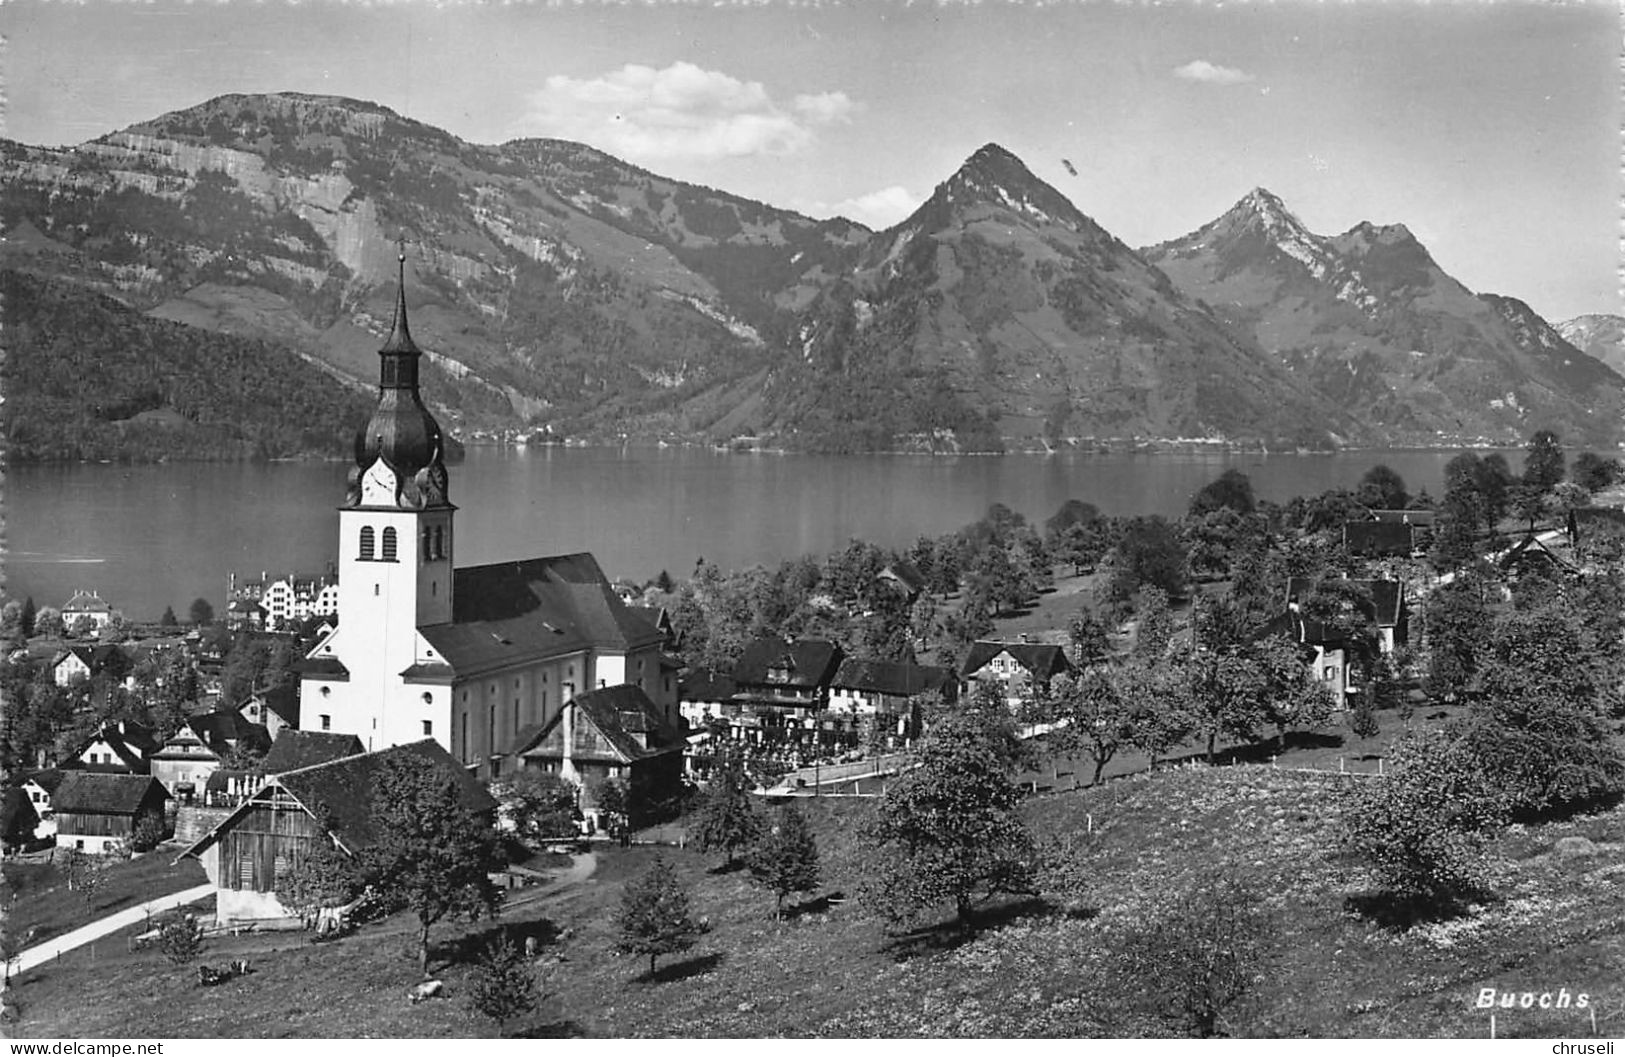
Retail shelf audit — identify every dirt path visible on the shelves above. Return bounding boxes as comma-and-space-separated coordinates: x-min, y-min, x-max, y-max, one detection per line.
502, 851, 597, 914
8, 883, 215, 977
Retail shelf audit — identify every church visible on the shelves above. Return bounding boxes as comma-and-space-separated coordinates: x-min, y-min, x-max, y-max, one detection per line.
298, 252, 676, 781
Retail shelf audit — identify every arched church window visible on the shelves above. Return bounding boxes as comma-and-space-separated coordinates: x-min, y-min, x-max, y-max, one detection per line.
359, 526, 375, 561
382, 527, 398, 562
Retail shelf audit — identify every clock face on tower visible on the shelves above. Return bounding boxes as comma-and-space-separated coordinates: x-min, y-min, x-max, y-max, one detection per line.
361, 459, 399, 507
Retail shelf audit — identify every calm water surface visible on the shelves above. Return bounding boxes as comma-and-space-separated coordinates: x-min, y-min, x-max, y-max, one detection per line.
4, 446, 1473, 620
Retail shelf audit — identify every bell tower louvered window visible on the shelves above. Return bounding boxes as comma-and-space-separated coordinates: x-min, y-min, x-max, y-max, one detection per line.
382, 527, 398, 562
359, 526, 375, 561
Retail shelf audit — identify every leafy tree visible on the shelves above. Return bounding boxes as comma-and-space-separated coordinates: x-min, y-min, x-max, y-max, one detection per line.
1118, 875, 1274, 1037
157, 910, 204, 967
360, 754, 505, 975
68, 615, 97, 639
158, 605, 178, 628
1421, 576, 1491, 700
188, 598, 215, 626
274, 835, 364, 925
33, 607, 63, 639
1041, 669, 1138, 786
1475, 453, 1515, 527
1183, 648, 1268, 763
654, 569, 675, 594
747, 804, 821, 919
1099, 515, 1188, 611
130, 814, 168, 853
1189, 468, 1256, 518
1122, 662, 1194, 767
593, 776, 633, 832
1572, 451, 1621, 493
1348, 700, 1380, 740
1044, 498, 1103, 541
1342, 728, 1507, 910
688, 754, 764, 869
1355, 464, 1409, 511
615, 854, 703, 976
1068, 607, 1111, 667
1523, 428, 1566, 494
494, 770, 578, 843
1131, 585, 1174, 662
859, 704, 1037, 935
1253, 635, 1334, 746
467, 934, 538, 1037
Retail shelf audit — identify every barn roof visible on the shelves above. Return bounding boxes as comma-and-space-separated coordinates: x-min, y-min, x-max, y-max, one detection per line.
260, 730, 365, 775
1344, 520, 1414, 557
182, 740, 496, 861
418, 553, 662, 678
679, 669, 736, 702
53, 772, 169, 815
23, 769, 68, 796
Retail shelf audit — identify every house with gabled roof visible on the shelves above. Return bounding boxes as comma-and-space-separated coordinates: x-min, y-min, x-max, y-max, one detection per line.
64, 720, 160, 774
1266, 577, 1408, 705
20, 769, 67, 840
53, 772, 170, 854
178, 739, 494, 925
727, 638, 846, 753
959, 640, 1074, 710
261, 730, 366, 776
61, 590, 113, 630
150, 711, 271, 801
53, 644, 131, 689
236, 682, 300, 739
502, 684, 685, 825
829, 658, 955, 749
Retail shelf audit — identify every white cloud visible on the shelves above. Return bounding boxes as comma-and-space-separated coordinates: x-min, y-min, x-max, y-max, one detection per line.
518, 62, 855, 161
1172, 60, 1255, 86
799, 185, 922, 230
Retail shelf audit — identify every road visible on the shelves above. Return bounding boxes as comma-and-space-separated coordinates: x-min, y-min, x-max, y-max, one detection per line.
7, 883, 216, 977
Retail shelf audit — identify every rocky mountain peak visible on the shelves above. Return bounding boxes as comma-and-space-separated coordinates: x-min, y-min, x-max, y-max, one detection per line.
921, 142, 1092, 234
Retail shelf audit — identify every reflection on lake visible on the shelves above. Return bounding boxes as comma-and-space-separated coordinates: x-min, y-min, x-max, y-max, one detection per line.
4, 446, 1475, 620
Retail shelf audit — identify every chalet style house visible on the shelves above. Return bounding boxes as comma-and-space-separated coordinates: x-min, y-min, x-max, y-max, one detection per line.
960, 640, 1074, 709
296, 253, 672, 784
1270, 577, 1408, 704
503, 683, 685, 824
180, 740, 493, 926
728, 638, 845, 751
827, 658, 956, 748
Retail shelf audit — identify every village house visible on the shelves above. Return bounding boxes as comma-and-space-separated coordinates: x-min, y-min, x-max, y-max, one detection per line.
959, 640, 1074, 710
178, 739, 494, 927
728, 638, 846, 754
20, 770, 66, 840
225, 598, 268, 631
150, 711, 272, 801
52, 644, 131, 689
1275, 577, 1409, 704
52, 772, 170, 854
502, 683, 685, 826
236, 683, 300, 739
296, 258, 671, 781
61, 590, 114, 631
1343, 509, 1435, 559
677, 669, 737, 730
827, 658, 956, 748
62, 720, 161, 774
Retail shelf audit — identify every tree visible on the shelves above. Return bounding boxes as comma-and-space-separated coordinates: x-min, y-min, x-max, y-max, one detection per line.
360, 754, 505, 975
1123, 662, 1194, 767
859, 705, 1037, 935
1189, 468, 1256, 518
68, 615, 97, 640
274, 835, 364, 927
1118, 874, 1274, 1037
19, 597, 36, 638
1421, 576, 1491, 700
157, 910, 204, 967
188, 598, 215, 626
1475, 453, 1515, 528
615, 854, 703, 976
1342, 728, 1507, 910
1099, 516, 1188, 612
467, 934, 538, 1037
1355, 464, 1409, 511
593, 776, 632, 834
1253, 635, 1334, 747
1523, 429, 1566, 494
1041, 669, 1137, 786
129, 814, 168, 853
494, 770, 578, 843
1131, 585, 1173, 662
688, 754, 764, 869
159, 605, 179, 629
747, 804, 821, 919
1068, 607, 1111, 667
1348, 699, 1380, 740
33, 607, 64, 639
1572, 451, 1621, 493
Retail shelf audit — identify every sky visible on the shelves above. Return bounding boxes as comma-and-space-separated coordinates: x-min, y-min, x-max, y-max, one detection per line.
0, 0, 1617, 322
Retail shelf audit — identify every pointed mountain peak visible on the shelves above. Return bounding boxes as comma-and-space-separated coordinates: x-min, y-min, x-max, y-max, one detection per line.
910, 142, 1097, 236
1225, 186, 1312, 240
949, 142, 1044, 195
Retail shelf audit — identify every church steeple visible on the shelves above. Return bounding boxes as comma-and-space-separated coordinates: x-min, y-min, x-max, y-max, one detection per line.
345, 239, 451, 511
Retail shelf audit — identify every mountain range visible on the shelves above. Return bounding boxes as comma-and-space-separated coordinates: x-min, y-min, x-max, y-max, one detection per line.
2, 91, 1617, 455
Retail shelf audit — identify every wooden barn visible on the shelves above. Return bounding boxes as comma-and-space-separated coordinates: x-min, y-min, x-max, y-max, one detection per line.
178, 739, 495, 926
52, 772, 170, 854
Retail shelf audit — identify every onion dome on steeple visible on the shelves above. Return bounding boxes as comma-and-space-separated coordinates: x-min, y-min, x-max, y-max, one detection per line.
344, 241, 451, 510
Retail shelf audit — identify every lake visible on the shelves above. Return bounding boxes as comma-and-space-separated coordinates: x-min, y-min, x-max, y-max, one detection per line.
3, 445, 1477, 621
